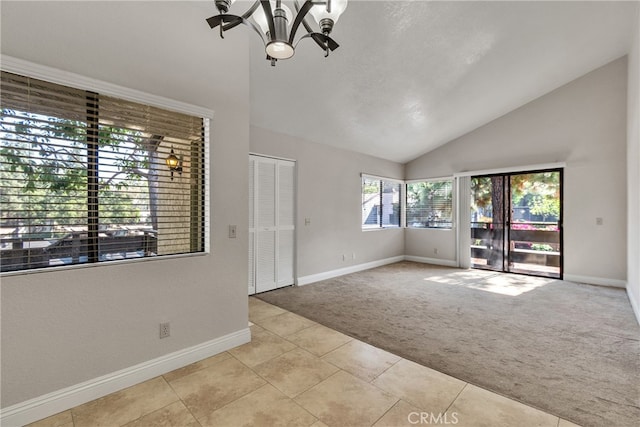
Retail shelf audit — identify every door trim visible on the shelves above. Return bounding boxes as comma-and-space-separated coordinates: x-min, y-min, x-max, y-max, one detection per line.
454, 162, 566, 178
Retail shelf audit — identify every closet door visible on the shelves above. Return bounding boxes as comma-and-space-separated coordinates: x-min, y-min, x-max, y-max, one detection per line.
249, 155, 296, 295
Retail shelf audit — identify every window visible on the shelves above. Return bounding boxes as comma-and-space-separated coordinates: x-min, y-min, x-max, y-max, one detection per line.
0, 71, 206, 273
406, 179, 453, 229
362, 175, 402, 229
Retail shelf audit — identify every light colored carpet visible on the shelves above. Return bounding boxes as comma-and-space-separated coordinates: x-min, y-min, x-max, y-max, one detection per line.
257, 261, 640, 427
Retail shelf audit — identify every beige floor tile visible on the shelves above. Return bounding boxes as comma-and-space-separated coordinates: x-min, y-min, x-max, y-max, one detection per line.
372, 359, 466, 412
558, 419, 582, 427
254, 311, 317, 337
250, 323, 265, 334
286, 324, 353, 356
122, 401, 199, 427
254, 348, 340, 398
446, 384, 558, 427
163, 351, 231, 382
295, 370, 398, 426
167, 357, 266, 421
26, 410, 73, 427
373, 400, 422, 427
72, 377, 178, 427
248, 298, 287, 322
201, 383, 316, 427
228, 328, 296, 367
322, 339, 401, 382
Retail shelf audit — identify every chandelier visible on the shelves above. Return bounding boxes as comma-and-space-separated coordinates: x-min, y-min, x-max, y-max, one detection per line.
206, 0, 348, 65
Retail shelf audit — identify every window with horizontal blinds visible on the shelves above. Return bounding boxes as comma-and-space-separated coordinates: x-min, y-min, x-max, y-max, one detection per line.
0, 71, 205, 272
406, 179, 453, 229
362, 175, 401, 229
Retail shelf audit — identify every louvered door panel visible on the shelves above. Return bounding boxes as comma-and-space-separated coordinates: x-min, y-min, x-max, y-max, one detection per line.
255, 159, 278, 292
277, 161, 295, 286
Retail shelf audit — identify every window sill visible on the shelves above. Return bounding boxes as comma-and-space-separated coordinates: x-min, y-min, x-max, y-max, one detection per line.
0, 251, 208, 277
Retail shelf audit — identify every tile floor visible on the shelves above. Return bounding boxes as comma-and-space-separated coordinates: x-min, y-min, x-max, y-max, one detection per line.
29, 298, 581, 427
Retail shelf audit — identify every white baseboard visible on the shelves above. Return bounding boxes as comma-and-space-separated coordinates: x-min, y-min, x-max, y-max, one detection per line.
1, 328, 251, 427
563, 274, 627, 288
403, 255, 459, 268
296, 256, 405, 286
627, 286, 640, 325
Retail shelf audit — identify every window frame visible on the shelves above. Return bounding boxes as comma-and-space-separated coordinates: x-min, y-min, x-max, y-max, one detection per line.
0, 56, 212, 275
405, 177, 455, 230
361, 173, 404, 230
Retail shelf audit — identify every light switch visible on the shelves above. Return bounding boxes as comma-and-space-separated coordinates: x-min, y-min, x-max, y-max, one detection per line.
305, 218, 311, 226
596, 217, 603, 226
229, 225, 237, 238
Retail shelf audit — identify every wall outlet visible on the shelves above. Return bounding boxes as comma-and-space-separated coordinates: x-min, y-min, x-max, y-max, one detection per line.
159, 322, 170, 339
342, 254, 347, 261
596, 217, 603, 226
352, 253, 356, 260
305, 218, 311, 226
434, 248, 439, 255
229, 225, 237, 238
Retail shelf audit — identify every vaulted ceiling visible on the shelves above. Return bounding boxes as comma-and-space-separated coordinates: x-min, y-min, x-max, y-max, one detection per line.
1, 1, 637, 165
248, 1, 638, 163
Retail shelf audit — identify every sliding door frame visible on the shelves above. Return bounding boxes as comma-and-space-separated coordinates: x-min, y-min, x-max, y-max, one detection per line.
455, 162, 565, 279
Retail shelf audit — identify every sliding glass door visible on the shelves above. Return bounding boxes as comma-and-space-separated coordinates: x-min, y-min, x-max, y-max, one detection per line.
470, 169, 562, 278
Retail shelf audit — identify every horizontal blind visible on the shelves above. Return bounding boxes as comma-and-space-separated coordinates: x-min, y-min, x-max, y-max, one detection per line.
406, 180, 453, 228
0, 71, 205, 272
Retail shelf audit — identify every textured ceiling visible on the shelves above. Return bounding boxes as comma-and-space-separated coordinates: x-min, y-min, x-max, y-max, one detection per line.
247, 1, 637, 163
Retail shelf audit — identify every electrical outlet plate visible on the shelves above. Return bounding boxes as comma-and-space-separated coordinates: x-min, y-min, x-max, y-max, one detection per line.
159, 322, 170, 339
229, 225, 237, 238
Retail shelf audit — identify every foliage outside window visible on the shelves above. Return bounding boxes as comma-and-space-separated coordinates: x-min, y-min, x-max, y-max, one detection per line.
406, 180, 453, 229
470, 172, 560, 226
362, 176, 401, 229
0, 71, 205, 273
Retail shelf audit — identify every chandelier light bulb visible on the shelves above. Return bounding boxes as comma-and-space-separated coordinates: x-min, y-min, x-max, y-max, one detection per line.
309, 0, 348, 33
266, 41, 295, 59
214, 0, 236, 14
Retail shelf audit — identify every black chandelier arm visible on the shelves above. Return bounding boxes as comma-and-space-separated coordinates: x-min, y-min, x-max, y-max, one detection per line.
293, 0, 318, 39
295, 32, 339, 53
206, 13, 267, 44
288, 0, 316, 45
221, 1, 261, 31
207, 14, 242, 32
259, 0, 277, 40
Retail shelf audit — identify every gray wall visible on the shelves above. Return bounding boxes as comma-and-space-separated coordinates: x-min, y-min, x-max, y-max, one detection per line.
1, 2, 251, 407
250, 126, 405, 279
627, 7, 640, 322
406, 57, 629, 284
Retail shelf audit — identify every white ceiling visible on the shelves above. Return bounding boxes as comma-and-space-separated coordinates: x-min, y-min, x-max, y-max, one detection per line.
246, 0, 638, 163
